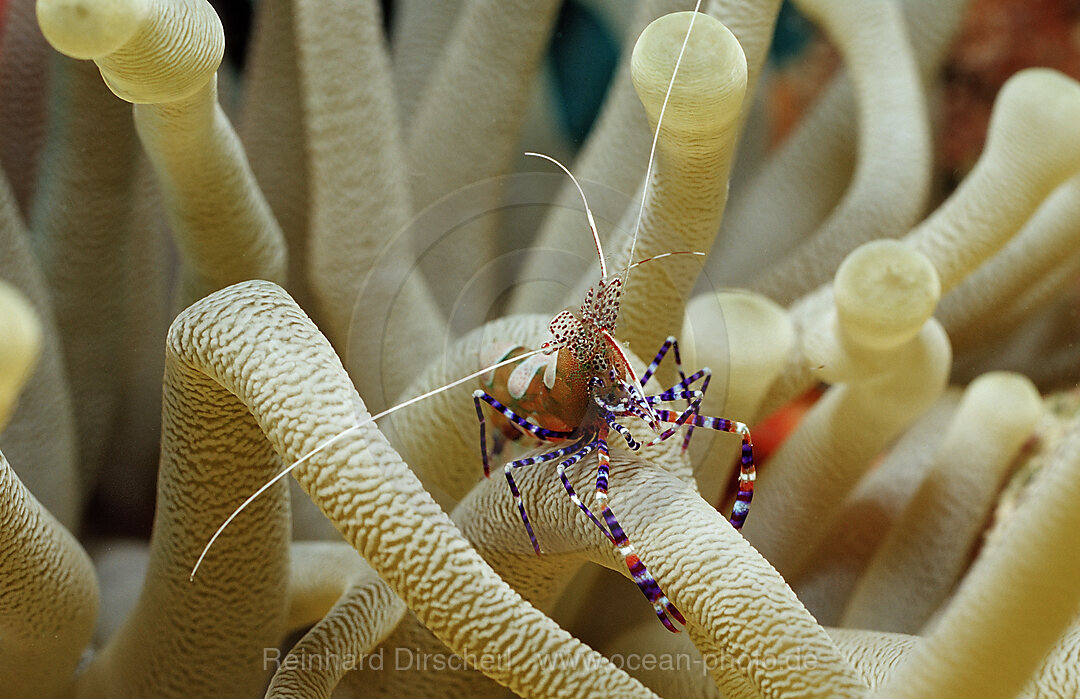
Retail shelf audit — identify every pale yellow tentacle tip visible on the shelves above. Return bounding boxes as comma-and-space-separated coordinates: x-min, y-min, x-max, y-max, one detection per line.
972, 370, 1043, 403
994, 68, 1080, 127
834, 239, 941, 350
36, 0, 149, 60
39, 0, 224, 104
985, 68, 1080, 171
631, 11, 747, 133
0, 281, 43, 431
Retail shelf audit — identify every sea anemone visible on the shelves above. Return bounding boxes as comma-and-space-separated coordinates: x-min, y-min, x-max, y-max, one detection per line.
2, 0, 1079, 696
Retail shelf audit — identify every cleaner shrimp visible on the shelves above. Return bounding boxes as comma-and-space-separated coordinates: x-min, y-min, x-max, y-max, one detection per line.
471, 146, 755, 632
192, 0, 755, 634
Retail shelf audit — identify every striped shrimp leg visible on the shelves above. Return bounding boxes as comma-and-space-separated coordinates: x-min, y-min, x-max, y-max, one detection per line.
647, 368, 712, 450
642, 390, 706, 447
638, 336, 688, 388
473, 390, 572, 477
594, 427, 686, 633
500, 436, 593, 554
553, 438, 612, 543
655, 410, 756, 530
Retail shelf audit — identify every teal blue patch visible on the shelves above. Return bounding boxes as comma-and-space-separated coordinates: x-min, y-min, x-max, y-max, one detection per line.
769, 0, 816, 69
548, 1, 619, 143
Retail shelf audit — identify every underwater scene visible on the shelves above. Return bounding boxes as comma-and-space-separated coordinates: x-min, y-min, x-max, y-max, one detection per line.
2, 0, 1080, 696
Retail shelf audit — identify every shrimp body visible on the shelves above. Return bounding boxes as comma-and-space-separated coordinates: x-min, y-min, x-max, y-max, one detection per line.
478, 279, 651, 445
479, 345, 580, 439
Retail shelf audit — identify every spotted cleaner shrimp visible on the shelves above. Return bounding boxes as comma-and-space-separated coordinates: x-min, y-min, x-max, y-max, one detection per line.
472, 149, 755, 632
191, 0, 755, 634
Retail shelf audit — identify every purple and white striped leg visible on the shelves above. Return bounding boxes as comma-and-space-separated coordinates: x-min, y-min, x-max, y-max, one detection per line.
473, 389, 573, 477
647, 368, 712, 450
654, 410, 756, 531
502, 436, 593, 554
642, 392, 706, 447
594, 426, 686, 632
554, 439, 614, 544
639, 336, 688, 388
600, 410, 640, 450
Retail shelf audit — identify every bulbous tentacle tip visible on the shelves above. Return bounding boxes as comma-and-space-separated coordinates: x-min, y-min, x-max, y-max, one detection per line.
990, 68, 1080, 151
974, 69, 1080, 193
36, 0, 149, 60
834, 239, 941, 350
39, 0, 225, 104
963, 371, 1043, 432
631, 11, 747, 135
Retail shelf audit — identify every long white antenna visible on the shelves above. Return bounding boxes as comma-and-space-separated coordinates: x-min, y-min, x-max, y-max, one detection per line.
189, 346, 548, 580
625, 0, 703, 281
627, 250, 704, 270
525, 151, 607, 280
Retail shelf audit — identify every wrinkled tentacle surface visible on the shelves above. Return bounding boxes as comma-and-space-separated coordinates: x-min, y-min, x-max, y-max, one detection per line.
158, 280, 655, 698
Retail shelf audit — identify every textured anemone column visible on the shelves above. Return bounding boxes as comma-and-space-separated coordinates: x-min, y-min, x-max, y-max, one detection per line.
152, 280, 654, 698
405, 0, 560, 198
614, 11, 746, 356
1025, 617, 1080, 695
288, 0, 444, 409
75, 294, 293, 695
958, 264, 1080, 387
37, 0, 287, 305
877, 420, 1080, 698
334, 475, 605, 698
238, 0, 444, 414
30, 54, 149, 493
743, 241, 950, 578
751, 0, 930, 304
94, 163, 172, 531
827, 629, 919, 690
337, 610, 515, 697
268, 542, 406, 698
0, 284, 97, 698
905, 69, 1080, 291
842, 372, 1042, 633
0, 172, 79, 529
713, 0, 967, 290
240, 0, 312, 312
507, 0, 684, 318
601, 621, 723, 699
405, 0, 561, 318
0, 451, 99, 697
0, 0, 52, 216
793, 392, 962, 625
390, 313, 552, 509
939, 170, 1080, 351
456, 451, 869, 698
706, 0, 783, 102
390, 0, 465, 124
896, 70, 1080, 382
239, 0, 441, 539
599, 623, 917, 696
